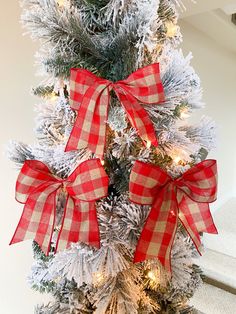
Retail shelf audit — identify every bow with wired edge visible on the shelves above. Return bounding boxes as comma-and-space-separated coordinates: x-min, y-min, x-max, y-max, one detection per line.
65, 63, 165, 157
129, 159, 218, 273
10, 159, 109, 255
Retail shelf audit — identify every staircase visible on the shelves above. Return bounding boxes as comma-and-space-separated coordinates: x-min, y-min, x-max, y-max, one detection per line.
203, 198, 236, 259
190, 198, 236, 313
195, 249, 236, 293
190, 282, 236, 314
199, 198, 236, 291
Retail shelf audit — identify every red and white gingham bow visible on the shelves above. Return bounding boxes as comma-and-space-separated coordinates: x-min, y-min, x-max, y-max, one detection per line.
10, 159, 109, 255
129, 159, 218, 273
65, 63, 165, 157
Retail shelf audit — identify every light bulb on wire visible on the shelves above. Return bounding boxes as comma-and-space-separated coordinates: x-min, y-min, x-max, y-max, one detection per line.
93, 272, 105, 286
173, 156, 181, 165
165, 21, 178, 38
147, 270, 156, 281
146, 140, 152, 149
171, 149, 188, 166
50, 92, 58, 102
180, 107, 190, 119
57, 0, 70, 8
57, 0, 65, 7
145, 268, 160, 290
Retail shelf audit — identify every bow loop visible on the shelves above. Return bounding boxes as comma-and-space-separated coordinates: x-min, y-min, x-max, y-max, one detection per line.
129, 160, 172, 205
176, 159, 217, 203
15, 160, 59, 204
116, 63, 165, 104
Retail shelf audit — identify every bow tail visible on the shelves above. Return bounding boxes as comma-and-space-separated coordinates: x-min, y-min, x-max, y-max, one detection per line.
116, 91, 158, 147
65, 114, 85, 152
10, 185, 58, 255
134, 185, 178, 273
177, 193, 218, 254
56, 198, 100, 252
65, 84, 110, 158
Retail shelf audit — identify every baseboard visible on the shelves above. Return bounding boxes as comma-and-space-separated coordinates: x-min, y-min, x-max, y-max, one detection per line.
204, 276, 236, 295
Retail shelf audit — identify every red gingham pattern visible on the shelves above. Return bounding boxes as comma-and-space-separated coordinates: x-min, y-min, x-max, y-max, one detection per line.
65, 63, 165, 157
10, 159, 109, 255
129, 159, 218, 273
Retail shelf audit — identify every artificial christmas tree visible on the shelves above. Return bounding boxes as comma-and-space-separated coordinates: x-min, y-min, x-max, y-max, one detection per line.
9, 1, 218, 313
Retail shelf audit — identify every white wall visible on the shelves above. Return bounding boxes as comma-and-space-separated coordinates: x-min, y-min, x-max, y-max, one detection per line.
0, 3, 51, 313
1, 4, 236, 314
179, 20, 236, 207
179, 20, 236, 259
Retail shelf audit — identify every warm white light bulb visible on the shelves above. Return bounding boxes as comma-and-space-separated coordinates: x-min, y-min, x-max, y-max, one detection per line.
50, 92, 58, 101
173, 156, 181, 164
93, 272, 105, 286
147, 271, 156, 281
57, 0, 65, 7
146, 140, 152, 149
100, 159, 105, 166
180, 107, 190, 119
166, 21, 177, 38
54, 276, 62, 283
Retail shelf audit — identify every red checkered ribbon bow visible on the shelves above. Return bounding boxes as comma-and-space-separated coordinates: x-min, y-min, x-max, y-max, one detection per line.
129, 159, 218, 273
10, 159, 109, 255
65, 63, 165, 157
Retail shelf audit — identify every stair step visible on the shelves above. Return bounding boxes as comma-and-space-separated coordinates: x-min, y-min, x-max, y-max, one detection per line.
203, 198, 236, 258
194, 249, 236, 291
190, 283, 236, 314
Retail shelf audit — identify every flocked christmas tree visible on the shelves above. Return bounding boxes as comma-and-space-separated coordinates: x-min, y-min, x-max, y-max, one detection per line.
8, 0, 219, 313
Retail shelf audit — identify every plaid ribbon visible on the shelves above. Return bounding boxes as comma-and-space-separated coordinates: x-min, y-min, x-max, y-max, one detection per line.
10, 159, 109, 255
129, 159, 218, 273
65, 63, 165, 157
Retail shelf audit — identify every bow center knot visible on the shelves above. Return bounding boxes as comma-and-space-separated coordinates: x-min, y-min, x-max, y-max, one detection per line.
60, 181, 67, 193
172, 179, 184, 188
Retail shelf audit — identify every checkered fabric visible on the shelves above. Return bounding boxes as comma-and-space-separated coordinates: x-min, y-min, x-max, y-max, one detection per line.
65, 63, 165, 157
129, 159, 218, 274
10, 159, 109, 255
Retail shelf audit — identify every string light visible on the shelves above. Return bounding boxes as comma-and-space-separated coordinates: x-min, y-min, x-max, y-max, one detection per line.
173, 156, 181, 164
146, 140, 152, 149
100, 159, 105, 166
180, 107, 190, 119
54, 276, 62, 284
165, 21, 178, 38
145, 269, 160, 290
93, 272, 105, 286
50, 92, 58, 102
171, 149, 188, 166
57, 0, 65, 7
57, 0, 70, 8
147, 270, 156, 281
